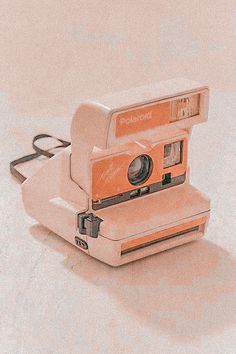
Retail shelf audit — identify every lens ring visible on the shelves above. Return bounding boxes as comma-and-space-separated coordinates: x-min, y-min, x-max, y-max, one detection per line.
127, 154, 153, 186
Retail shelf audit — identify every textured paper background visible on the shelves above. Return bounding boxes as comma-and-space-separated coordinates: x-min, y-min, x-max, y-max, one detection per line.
0, 0, 236, 117
1, 1, 236, 353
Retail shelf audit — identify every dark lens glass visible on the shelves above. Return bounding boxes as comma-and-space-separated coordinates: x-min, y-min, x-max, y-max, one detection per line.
128, 155, 153, 185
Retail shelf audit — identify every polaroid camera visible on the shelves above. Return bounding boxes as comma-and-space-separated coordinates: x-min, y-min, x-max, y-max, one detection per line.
22, 78, 210, 266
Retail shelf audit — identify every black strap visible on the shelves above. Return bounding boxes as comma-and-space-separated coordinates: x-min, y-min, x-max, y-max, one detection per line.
10, 152, 41, 183
32, 133, 71, 158
10, 134, 71, 183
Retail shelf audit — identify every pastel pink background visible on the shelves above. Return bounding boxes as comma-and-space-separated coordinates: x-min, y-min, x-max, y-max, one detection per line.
1, 1, 236, 353
0, 0, 235, 117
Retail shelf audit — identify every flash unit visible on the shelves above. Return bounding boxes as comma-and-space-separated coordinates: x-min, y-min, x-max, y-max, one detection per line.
12, 78, 210, 266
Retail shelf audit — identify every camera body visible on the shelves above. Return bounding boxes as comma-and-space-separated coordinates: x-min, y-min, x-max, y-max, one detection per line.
22, 78, 210, 266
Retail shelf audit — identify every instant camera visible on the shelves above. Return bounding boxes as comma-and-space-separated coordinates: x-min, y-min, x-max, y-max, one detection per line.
21, 78, 210, 266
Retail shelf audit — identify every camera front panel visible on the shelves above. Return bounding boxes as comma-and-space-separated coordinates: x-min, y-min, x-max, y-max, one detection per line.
91, 137, 187, 210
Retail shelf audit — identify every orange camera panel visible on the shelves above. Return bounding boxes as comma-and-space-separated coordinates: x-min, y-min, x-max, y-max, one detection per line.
115, 101, 171, 137
91, 137, 187, 207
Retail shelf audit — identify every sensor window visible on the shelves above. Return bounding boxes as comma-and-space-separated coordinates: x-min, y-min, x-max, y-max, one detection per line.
164, 141, 183, 168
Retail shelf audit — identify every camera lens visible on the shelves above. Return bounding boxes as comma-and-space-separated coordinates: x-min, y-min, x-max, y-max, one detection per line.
128, 154, 153, 185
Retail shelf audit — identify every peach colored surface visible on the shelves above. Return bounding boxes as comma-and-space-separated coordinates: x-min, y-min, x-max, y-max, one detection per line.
0, 0, 235, 118
91, 137, 187, 200
1, 1, 236, 353
115, 101, 171, 137
121, 217, 207, 254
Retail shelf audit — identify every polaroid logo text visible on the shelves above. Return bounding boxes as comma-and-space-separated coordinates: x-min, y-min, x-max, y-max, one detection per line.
120, 111, 153, 125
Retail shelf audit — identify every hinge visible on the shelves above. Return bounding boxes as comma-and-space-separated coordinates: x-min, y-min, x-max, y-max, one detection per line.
78, 212, 103, 238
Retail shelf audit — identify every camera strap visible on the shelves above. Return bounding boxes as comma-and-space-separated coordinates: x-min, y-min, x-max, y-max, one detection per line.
10, 134, 71, 183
